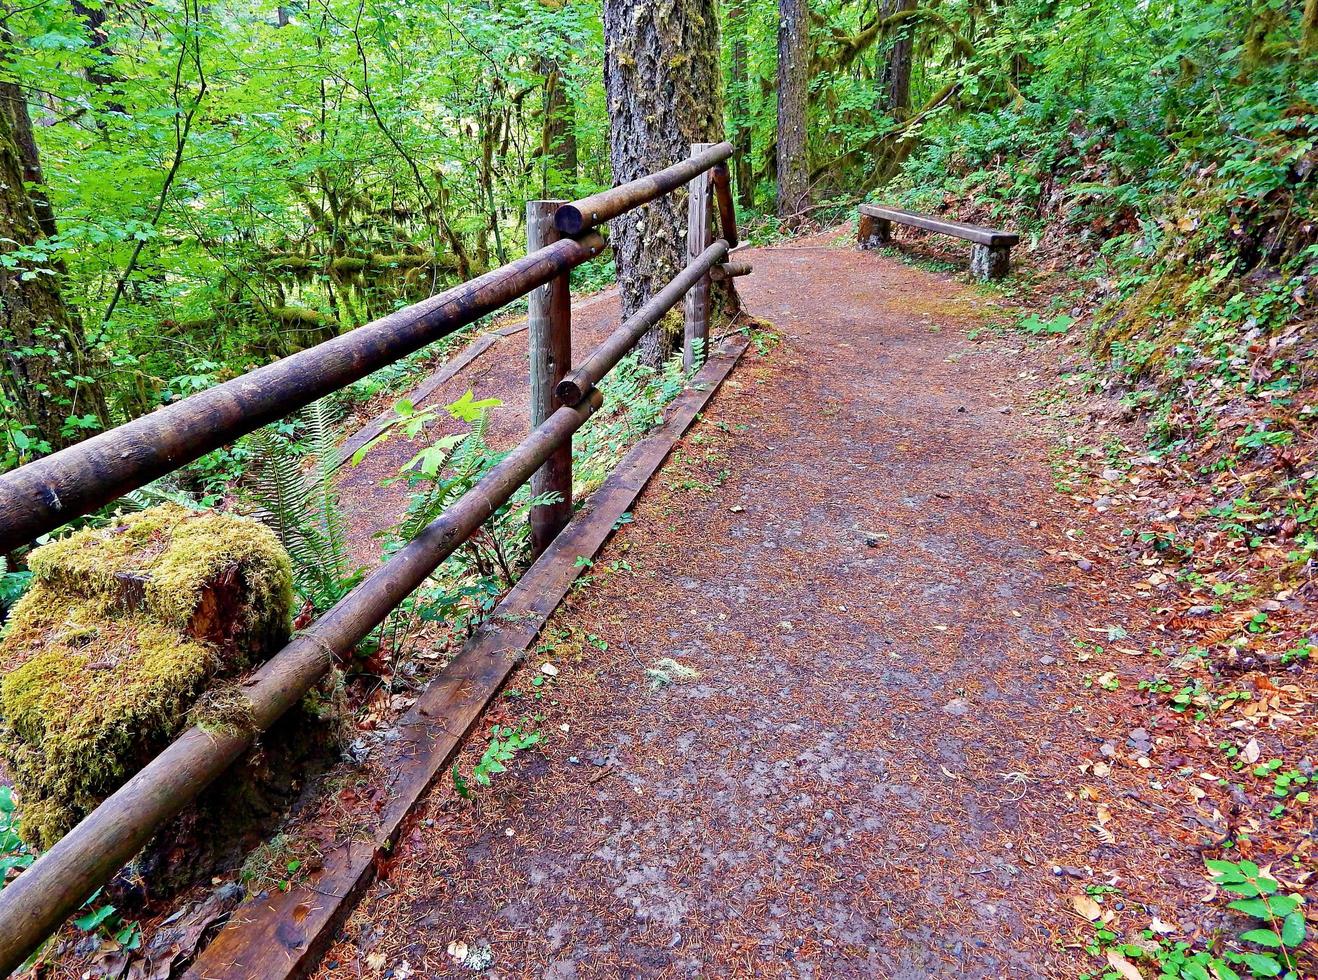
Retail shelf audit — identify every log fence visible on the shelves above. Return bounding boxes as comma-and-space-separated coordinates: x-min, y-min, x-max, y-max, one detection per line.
0, 141, 748, 975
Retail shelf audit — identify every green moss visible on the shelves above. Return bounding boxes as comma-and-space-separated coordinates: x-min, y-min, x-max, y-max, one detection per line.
26, 504, 292, 633
0, 505, 293, 849
189, 682, 258, 737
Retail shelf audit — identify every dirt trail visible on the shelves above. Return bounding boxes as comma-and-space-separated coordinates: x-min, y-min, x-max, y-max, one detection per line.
318, 235, 1133, 977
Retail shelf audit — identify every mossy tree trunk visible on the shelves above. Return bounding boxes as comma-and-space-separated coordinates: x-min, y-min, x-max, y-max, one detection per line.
0, 80, 106, 457
539, 56, 578, 198
729, 0, 755, 212
776, 0, 810, 223
882, 0, 917, 120
1239, 0, 1282, 80
602, 0, 724, 368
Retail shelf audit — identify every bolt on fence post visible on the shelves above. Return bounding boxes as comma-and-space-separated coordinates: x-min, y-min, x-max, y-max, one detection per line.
683, 143, 715, 372
527, 200, 574, 558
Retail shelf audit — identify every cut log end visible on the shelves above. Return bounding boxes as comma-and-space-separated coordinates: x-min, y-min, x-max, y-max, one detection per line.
555, 377, 587, 405
553, 204, 587, 236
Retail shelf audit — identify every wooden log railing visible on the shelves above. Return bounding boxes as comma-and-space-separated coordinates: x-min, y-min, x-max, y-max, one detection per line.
0, 141, 748, 976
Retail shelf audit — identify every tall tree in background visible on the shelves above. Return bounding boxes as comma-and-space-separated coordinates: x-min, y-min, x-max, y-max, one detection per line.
728, 0, 754, 211
539, 57, 578, 197
537, 0, 578, 198
602, 0, 723, 367
776, 0, 809, 222
883, 0, 917, 119
0, 82, 104, 457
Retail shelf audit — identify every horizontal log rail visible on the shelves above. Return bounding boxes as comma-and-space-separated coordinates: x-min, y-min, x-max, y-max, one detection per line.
555, 239, 730, 405
711, 260, 752, 282
553, 141, 733, 236
0, 234, 605, 556
0, 141, 751, 977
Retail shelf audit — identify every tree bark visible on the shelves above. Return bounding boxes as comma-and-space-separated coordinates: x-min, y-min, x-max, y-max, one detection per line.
883, 0, 917, 119
602, 0, 724, 368
776, 0, 810, 223
0, 83, 104, 457
539, 58, 578, 197
729, 0, 754, 211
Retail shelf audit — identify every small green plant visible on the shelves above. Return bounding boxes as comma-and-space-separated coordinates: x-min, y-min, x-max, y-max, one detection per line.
1139, 676, 1173, 695
1204, 858, 1306, 977
248, 398, 362, 611
71, 888, 141, 953
0, 787, 33, 887
1018, 312, 1075, 335
452, 726, 543, 798
0, 558, 33, 618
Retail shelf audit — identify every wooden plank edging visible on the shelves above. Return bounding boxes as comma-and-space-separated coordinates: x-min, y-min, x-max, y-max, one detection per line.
186, 333, 751, 980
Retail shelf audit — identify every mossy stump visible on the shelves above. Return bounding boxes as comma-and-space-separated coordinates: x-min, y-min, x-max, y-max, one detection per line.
0, 504, 293, 851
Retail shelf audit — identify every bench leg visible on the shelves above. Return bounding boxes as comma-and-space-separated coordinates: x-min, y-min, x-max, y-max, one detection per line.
857, 215, 892, 250
971, 243, 1011, 280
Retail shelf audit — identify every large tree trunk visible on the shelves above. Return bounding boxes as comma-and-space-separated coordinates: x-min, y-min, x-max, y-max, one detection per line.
602, 0, 724, 367
776, 0, 810, 223
540, 58, 578, 197
729, 0, 754, 212
0, 82, 104, 459
883, 0, 917, 119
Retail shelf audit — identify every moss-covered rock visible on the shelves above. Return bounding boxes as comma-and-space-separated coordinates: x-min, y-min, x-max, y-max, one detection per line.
0, 504, 292, 849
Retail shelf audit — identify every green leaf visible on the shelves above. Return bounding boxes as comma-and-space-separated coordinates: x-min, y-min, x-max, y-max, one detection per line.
1238, 953, 1281, 976
1222, 881, 1261, 897
1239, 928, 1282, 948
1206, 860, 1246, 880
1280, 911, 1305, 947
446, 390, 501, 423
1266, 895, 1299, 916
1227, 898, 1272, 918
73, 904, 116, 932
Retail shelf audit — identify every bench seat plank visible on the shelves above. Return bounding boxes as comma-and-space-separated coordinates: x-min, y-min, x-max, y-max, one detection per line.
859, 203, 1019, 248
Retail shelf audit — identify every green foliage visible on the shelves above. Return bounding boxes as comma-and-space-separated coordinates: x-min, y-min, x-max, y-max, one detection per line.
247, 399, 362, 611
1081, 860, 1308, 980
0, 0, 609, 469
0, 560, 34, 620
0, 786, 33, 887
1204, 859, 1307, 977
452, 726, 543, 798
359, 390, 538, 658
1018, 313, 1075, 336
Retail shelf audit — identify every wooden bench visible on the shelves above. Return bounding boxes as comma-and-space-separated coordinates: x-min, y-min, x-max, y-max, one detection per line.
857, 203, 1019, 280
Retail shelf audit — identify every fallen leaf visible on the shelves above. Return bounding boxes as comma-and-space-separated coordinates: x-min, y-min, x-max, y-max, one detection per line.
1106, 948, 1146, 980
1242, 737, 1260, 764
1071, 894, 1102, 921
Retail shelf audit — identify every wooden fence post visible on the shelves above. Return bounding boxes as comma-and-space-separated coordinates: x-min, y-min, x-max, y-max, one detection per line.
683, 143, 715, 372
527, 200, 573, 558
